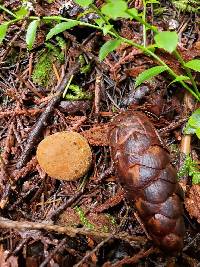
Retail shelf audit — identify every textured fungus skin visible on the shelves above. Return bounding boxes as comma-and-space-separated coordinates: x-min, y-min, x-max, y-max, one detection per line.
109, 111, 185, 252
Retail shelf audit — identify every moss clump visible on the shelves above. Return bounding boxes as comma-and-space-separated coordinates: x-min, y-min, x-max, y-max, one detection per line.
32, 41, 65, 87
64, 84, 92, 101
32, 51, 52, 87
170, 0, 200, 13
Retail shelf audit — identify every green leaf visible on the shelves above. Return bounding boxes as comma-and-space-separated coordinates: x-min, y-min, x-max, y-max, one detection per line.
46, 21, 79, 40
154, 31, 178, 53
146, 0, 160, 3
184, 108, 200, 135
99, 39, 121, 61
0, 22, 8, 43
168, 75, 190, 86
26, 20, 40, 50
95, 18, 104, 27
185, 59, 200, 72
15, 6, 28, 19
134, 66, 167, 88
101, 0, 129, 20
102, 25, 113, 35
196, 128, 200, 139
74, 0, 93, 7
127, 8, 138, 18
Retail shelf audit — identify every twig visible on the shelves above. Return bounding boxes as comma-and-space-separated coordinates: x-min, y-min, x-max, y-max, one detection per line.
16, 63, 80, 169
103, 247, 157, 267
0, 20, 27, 65
94, 68, 102, 118
13, 73, 44, 98
28, 53, 34, 79
74, 236, 112, 267
39, 238, 67, 267
158, 118, 188, 135
179, 91, 196, 189
0, 108, 43, 119
0, 217, 146, 244
47, 190, 83, 220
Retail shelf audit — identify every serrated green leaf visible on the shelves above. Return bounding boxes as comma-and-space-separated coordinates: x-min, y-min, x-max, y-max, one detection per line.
154, 31, 178, 53
74, 0, 93, 7
0, 23, 8, 43
99, 39, 121, 61
46, 21, 79, 40
26, 20, 40, 50
102, 25, 113, 35
134, 66, 167, 88
168, 75, 190, 86
185, 59, 200, 72
184, 108, 200, 135
101, 0, 129, 20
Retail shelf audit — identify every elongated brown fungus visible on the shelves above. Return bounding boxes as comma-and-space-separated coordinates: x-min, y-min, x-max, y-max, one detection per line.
36, 132, 92, 181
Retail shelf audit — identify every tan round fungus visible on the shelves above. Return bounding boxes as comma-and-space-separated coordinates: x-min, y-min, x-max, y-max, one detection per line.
36, 131, 92, 181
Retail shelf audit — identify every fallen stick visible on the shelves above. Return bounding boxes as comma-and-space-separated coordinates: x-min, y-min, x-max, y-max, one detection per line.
16, 63, 80, 169
0, 216, 146, 245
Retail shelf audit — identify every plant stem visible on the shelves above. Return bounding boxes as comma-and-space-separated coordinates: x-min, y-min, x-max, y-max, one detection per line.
173, 50, 200, 97
107, 32, 200, 100
41, 16, 200, 101
142, 0, 147, 47
89, 3, 119, 36
126, 9, 199, 94
0, 4, 17, 18
126, 9, 158, 33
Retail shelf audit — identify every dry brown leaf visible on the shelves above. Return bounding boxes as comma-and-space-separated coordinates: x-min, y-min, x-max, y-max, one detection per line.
185, 185, 200, 223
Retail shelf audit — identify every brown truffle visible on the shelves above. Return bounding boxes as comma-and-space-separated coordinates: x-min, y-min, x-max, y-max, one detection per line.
36, 131, 92, 181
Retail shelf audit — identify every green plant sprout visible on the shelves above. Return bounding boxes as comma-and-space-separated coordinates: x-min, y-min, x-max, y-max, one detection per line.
176, 108, 200, 184
184, 108, 200, 138
79, 54, 91, 74
64, 84, 92, 100
74, 206, 94, 230
178, 155, 200, 184
0, 0, 200, 101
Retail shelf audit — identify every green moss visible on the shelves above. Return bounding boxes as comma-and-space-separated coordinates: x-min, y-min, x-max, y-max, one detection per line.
32, 41, 65, 87
64, 84, 92, 100
74, 206, 95, 230
45, 42, 65, 63
79, 54, 91, 74
170, 0, 200, 13
178, 154, 200, 184
32, 51, 52, 87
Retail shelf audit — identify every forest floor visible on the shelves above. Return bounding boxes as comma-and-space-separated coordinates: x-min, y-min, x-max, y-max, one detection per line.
0, 0, 200, 266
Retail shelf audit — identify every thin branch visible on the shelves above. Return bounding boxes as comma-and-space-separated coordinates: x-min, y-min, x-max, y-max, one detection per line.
0, 217, 146, 244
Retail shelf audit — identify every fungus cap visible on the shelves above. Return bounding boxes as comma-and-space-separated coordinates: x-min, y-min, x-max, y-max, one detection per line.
36, 131, 92, 181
